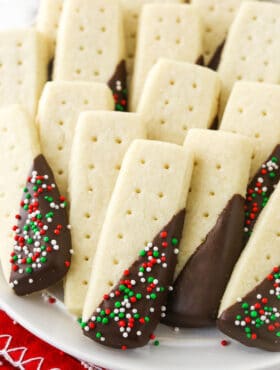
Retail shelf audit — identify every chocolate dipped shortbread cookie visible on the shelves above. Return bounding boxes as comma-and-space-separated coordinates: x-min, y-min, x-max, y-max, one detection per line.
81, 140, 193, 349
218, 182, 280, 351
165, 129, 252, 327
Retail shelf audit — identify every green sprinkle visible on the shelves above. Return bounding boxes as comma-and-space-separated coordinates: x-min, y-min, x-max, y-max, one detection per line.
27, 238, 33, 244
119, 312, 125, 319
139, 267, 145, 272
27, 257, 32, 264
100, 310, 105, 317
44, 236, 50, 242
270, 172, 276, 179
23, 205, 29, 211
12, 255, 18, 261
77, 317, 82, 324
102, 318, 109, 324
41, 246, 46, 251
172, 238, 179, 246
246, 334, 251, 339
242, 303, 249, 309
148, 277, 154, 283
109, 313, 115, 319
96, 317, 102, 323
236, 315, 242, 320
80, 322, 86, 329
134, 313, 140, 319
24, 187, 28, 193
250, 311, 258, 318
272, 157, 278, 163
153, 251, 159, 258
145, 316, 150, 322
119, 284, 125, 291
129, 291, 134, 297
23, 225, 29, 231
139, 250, 146, 257
115, 301, 121, 308
37, 180, 42, 185
245, 327, 251, 333
37, 214, 42, 219
26, 194, 31, 199
96, 332, 102, 339
26, 267, 33, 274
136, 293, 142, 300
160, 287, 165, 292
150, 293, 157, 300
271, 315, 276, 321
276, 332, 280, 337
40, 257, 47, 263
33, 186, 38, 191
154, 340, 160, 346
252, 193, 257, 198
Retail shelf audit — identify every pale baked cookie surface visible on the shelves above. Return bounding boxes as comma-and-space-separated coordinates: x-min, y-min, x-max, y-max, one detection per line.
65, 111, 146, 315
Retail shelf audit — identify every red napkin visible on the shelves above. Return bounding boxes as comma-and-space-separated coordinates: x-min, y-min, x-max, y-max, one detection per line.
0, 310, 106, 370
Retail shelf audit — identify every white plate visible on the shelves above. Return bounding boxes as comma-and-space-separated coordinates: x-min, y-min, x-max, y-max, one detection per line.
1, 270, 280, 370
1, 0, 280, 369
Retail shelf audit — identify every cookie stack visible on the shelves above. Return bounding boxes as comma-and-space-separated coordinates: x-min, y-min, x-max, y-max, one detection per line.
0, 0, 280, 352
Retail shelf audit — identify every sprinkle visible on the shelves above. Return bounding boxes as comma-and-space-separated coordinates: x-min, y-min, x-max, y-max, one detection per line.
221, 340, 229, 347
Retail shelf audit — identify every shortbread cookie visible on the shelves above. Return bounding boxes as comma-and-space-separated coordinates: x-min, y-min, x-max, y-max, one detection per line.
192, 0, 250, 69
82, 140, 193, 349
220, 82, 280, 245
37, 81, 114, 196
120, 0, 183, 80
54, 0, 127, 111
138, 59, 220, 145
218, 1, 280, 116
218, 182, 280, 351
65, 111, 146, 315
130, 3, 202, 111
9, 154, 72, 296
0, 106, 40, 283
0, 29, 49, 117
220, 82, 280, 177
36, 0, 64, 56
165, 129, 252, 327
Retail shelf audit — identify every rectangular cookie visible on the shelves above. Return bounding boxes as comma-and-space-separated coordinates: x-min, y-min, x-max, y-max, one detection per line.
192, 0, 251, 69
0, 105, 40, 282
37, 81, 114, 196
220, 82, 280, 245
0, 29, 49, 117
130, 3, 202, 111
54, 0, 127, 111
65, 111, 146, 315
218, 1, 280, 116
137, 59, 220, 145
36, 0, 64, 57
82, 139, 193, 349
164, 129, 252, 328
120, 0, 183, 81
218, 181, 280, 351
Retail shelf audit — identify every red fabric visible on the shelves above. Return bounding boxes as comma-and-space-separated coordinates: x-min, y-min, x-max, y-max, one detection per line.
0, 310, 104, 370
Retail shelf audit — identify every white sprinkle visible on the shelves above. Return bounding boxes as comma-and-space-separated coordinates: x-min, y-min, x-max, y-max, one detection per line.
91, 316, 96, 321
101, 337, 105, 342
120, 327, 125, 332
84, 326, 89, 332
237, 297, 242, 302
161, 313, 166, 318
235, 320, 240, 326
150, 307, 155, 313
136, 331, 142, 336
257, 294, 262, 299
168, 286, 173, 292
174, 327, 180, 333
270, 289, 275, 295
122, 332, 128, 338
161, 306, 166, 312
140, 278, 146, 283
162, 263, 167, 268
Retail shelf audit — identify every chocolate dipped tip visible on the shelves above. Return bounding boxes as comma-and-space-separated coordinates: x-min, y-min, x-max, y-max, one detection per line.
244, 145, 280, 246
217, 268, 280, 352
9, 154, 72, 296
196, 55, 205, 66
207, 40, 225, 71
164, 195, 245, 328
82, 210, 185, 350
108, 59, 128, 112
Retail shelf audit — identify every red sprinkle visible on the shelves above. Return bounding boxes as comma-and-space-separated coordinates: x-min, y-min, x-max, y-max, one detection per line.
160, 231, 168, 239
48, 297, 56, 304
221, 340, 229, 347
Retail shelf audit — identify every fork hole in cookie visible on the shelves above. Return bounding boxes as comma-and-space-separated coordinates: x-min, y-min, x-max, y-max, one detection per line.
209, 191, 215, 197
163, 164, 170, 170
192, 82, 197, 89
176, 38, 181, 45
203, 212, 209, 218
88, 187, 93, 193
152, 216, 158, 221
266, 255, 271, 260
188, 105, 194, 112
254, 276, 259, 283
176, 17, 181, 24
84, 213, 91, 219
158, 192, 164, 199
108, 281, 114, 287
126, 210, 132, 216
117, 234, 123, 240
82, 280, 88, 286
101, 26, 106, 33
58, 170, 64, 176
115, 164, 121, 171
261, 110, 267, 117
84, 256, 89, 262
155, 35, 161, 41
238, 107, 243, 114
140, 159, 146, 165
57, 145, 63, 151
97, 49, 103, 55
115, 137, 122, 144
169, 80, 175, 86
85, 234, 91, 239
91, 136, 98, 142
58, 120, 64, 126
135, 188, 141, 194
182, 125, 188, 132
164, 99, 169, 105
93, 70, 100, 77
254, 133, 260, 139
88, 164, 95, 170
113, 258, 119, 265
216, 164, 221, 170
276, 232, 280, 238
160, 119, 166, 125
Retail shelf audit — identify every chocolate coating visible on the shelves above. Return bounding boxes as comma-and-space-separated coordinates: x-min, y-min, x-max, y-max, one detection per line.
108, 60, 128, 112
218, 275, 280, 351
164, 195, 244, 327
10, 154, 72, 296
207, 40, 225, 71
196, 55, 205, 66
244, 145, 280, 245
83, 210, 185, 349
